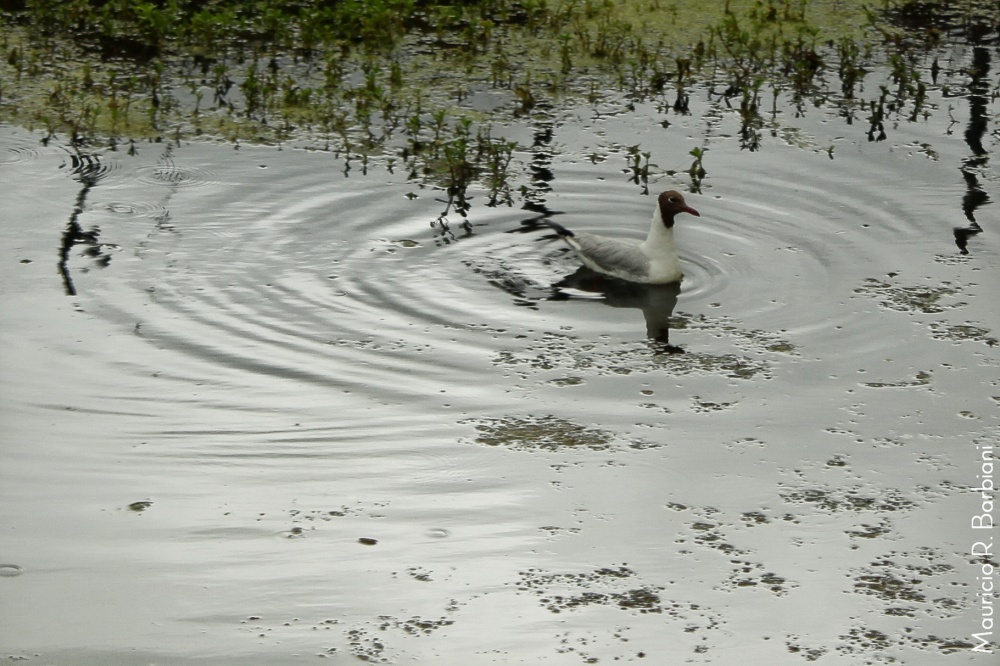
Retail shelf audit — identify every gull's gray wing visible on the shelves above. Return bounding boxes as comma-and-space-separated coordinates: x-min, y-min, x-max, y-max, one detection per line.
571, 232, 650, 279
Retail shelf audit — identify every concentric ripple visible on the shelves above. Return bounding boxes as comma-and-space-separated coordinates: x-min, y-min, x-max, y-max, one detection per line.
89, 199, 170, 219
0, 143, 38, 165
134, 162, 218, 188
87, 149, 521, 418
53, 115, 984, 434
55, 149, 133, 185
3, 67, 998, 664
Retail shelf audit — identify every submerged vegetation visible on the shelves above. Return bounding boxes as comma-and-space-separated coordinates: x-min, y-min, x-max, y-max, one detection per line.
1, 0, 998, 213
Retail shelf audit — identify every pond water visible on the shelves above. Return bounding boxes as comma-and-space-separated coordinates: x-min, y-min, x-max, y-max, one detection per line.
2, 48, 999, 665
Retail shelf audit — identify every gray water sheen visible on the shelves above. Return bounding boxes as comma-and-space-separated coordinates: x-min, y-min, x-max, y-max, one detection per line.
1, 64, 998, 664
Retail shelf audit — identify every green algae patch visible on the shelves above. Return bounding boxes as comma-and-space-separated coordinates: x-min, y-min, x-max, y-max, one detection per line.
461, 414, 656, 452
515, 564, 679, 615
855, 278, 966, 315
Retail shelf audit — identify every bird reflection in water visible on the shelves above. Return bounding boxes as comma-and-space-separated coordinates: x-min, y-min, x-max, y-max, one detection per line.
548, 266, 684, 354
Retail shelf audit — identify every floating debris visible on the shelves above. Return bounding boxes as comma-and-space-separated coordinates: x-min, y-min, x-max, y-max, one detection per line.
719, 560, 797, 597
928, 321, 998, 346
780, 486, 916, 513
850, 548, 961, 618
854, 278, 965, 314
461, 414, 654, 452
862, 370, 933, 389
517, 566, 669, 616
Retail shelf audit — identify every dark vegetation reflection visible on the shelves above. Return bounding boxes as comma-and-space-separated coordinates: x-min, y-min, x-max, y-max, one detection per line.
955, 46, 990, 254
884, 1, 995, 252
56, 142, 180, 295
58, 149, 109, 296
18, 1, 998, 291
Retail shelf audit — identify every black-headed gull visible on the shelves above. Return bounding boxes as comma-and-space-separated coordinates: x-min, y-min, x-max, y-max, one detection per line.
545, 190, 700, 284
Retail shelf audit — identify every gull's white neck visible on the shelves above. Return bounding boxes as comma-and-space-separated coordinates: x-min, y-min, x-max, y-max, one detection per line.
641, 206, 676, 250
638, 206, 682, 283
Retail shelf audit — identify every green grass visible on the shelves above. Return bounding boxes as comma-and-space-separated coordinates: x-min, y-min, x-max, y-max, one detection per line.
0, 0, 995, 208
0, 1, 883, 142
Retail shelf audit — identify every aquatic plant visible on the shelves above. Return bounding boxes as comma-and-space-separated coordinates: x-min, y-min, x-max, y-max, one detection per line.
688, 147, 707, 192
1, 0, 996, 217
624, 144, 654, 194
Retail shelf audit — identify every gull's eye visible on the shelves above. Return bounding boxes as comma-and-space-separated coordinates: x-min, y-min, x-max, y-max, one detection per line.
668, 196, 678, 203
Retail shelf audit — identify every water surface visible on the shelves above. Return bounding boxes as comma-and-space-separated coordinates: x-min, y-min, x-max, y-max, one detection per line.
1, 53, 998, 664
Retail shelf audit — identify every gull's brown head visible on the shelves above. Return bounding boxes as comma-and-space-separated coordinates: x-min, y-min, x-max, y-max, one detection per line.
658, 190, 700, 227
